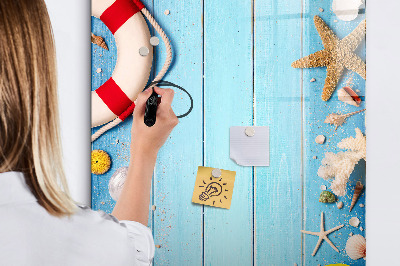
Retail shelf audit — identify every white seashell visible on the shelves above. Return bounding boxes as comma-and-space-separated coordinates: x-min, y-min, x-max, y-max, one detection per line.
332, 0, 363, 22
349, 217, 360, 227
359, 203, 365, 208
338, 88, 359, 107
315, 135, 326, 144
360, 227, 364, 231
337, 201, 343, 209
108, 167, 129, 201
346, 234, 366, 260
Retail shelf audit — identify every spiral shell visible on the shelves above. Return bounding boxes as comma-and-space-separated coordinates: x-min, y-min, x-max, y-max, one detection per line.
108, 167, 128, 201
346, 234, 366, 260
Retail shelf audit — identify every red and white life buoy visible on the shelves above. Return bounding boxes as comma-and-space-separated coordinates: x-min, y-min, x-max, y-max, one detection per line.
91, 0, 172, 142
92, 0, 153, 128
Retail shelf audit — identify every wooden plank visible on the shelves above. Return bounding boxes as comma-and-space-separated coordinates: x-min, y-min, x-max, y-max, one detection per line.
151, 0, 204, 265
301, 1, 366, 265
254, 0, 303, 265
203, 0, 254, 264
91, 0, 155, 228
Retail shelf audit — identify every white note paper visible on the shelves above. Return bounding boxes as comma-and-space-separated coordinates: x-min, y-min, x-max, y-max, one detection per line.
230, 126, 270, 166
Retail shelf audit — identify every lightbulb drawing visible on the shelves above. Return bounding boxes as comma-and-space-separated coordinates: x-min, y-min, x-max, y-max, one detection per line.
199, 182, 222, 201
192, 166, 236, 209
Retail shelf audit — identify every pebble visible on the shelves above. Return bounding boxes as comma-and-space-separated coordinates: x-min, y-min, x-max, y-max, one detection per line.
245, 127, 255, 137
334, 19, 338, 23
359, 203, 365, 208
151, 205, 157, 211
211, 168, 222, 178
313, 156, 317, 159
360, 226, 364, 231
310, 78, 316, 82
320, 185, 327, 191
139, 46, 150, 56
319, 7, 324, 12
315, 135, 326, 144
337, 201, 343, 209
356, 89, 361, 93
164, 9, 170, 15
96, 68, 102, 73
155, 245, 161, 248
150, 36, 160, 46
349, 232, 354, 236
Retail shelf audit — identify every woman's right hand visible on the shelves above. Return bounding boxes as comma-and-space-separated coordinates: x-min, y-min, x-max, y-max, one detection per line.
130, 87, 179, 159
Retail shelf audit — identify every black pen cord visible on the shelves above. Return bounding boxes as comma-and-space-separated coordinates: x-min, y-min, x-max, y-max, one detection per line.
144, 80, 194, 118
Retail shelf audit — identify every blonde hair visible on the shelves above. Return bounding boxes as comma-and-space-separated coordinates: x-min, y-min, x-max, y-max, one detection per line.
0, 0, 76, 216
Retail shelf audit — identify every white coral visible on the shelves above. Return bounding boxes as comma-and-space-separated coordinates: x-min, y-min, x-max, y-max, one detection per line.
318, 128, 366, 196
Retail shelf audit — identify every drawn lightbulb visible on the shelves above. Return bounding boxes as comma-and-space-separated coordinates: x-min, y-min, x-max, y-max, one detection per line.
199, 182, 222, 201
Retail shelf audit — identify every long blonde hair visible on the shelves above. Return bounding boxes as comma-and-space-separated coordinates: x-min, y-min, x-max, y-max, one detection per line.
0, 0, 76, 216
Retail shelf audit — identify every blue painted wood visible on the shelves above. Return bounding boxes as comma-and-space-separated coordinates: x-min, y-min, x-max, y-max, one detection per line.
302, 1, 366, 265
254, 0, 303, 265
91, 0, 155, 229
151, 0, 204, 265
91, 0, 367, 265
203, 0, 254, 265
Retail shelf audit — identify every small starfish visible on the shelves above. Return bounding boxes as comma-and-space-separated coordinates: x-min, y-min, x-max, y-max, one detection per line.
292, 16, 366, 101
301, 212, 344, 256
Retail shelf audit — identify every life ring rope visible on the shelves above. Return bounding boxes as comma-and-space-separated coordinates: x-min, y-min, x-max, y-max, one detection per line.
91, 2, 172, 142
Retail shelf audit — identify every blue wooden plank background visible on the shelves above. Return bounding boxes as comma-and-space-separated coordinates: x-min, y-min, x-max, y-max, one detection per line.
91, 0, 366, 265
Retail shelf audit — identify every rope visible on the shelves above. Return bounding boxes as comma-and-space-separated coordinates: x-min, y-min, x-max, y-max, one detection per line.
91, 7, 173, 142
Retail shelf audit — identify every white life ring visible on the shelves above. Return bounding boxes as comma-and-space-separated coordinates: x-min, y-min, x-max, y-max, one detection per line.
91, 0, 153, 127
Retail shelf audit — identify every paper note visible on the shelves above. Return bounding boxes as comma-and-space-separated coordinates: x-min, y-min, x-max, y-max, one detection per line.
230, 126, 270, 166
192, 166, 236, 209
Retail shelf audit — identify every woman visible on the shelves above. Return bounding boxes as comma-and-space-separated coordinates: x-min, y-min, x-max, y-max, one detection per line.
0, 0, 178, 265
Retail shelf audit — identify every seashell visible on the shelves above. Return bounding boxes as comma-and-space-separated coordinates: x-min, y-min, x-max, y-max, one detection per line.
337, 201, 343, 209
350, 181, 364, 212
338, 88, 359, 107
349, 217, 360, 227
343, 86, 362, 105
319, 191, 336, 203
346, 234, 366, 260
315, 135, 326, 144
91, 33, 108, 50
332, 0, 363, 22
320, 185, 327, 191
359, 203, 364, 208
108, 166, 129, 201
324, 109, 366, 130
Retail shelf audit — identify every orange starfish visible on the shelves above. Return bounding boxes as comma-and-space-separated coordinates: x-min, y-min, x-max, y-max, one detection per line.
292, 16, 366, 101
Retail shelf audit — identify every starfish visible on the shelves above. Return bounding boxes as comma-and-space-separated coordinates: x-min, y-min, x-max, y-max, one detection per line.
292, 16, 366, 101
301, 212, 344, 256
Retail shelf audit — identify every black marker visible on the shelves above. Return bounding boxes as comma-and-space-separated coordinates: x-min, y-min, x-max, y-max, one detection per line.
144, 89, 158, 127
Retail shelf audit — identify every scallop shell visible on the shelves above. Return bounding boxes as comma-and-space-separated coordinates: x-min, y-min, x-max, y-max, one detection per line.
338, 88, 359, 107
349, 217, 360, 227
332, 0, 363, 22
346, 234, 366, 260
108, 166, 129, 201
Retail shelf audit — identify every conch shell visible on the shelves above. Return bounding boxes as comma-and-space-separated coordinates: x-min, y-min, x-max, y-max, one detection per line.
350, 181, 364, 212
338, 87, 360, 107
346, 234, 366, 260
91, 33, 109, 50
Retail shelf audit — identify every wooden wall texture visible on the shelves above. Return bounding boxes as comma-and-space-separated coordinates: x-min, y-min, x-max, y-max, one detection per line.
92, 0, 366, 265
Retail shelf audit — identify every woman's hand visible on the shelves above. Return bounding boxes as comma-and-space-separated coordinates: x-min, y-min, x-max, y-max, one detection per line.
131, 87, 179, 158
112, 87, 178, 224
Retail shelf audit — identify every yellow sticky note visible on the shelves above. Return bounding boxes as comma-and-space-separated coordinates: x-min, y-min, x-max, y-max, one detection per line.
192, 166, 236, 209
